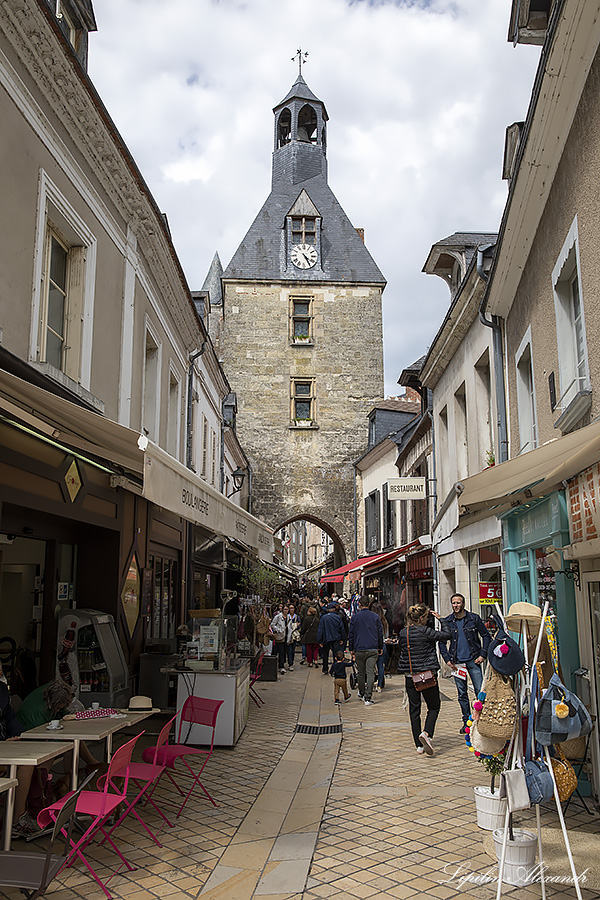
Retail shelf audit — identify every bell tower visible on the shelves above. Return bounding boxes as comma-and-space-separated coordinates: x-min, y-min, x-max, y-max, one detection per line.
217, 72, 385, 567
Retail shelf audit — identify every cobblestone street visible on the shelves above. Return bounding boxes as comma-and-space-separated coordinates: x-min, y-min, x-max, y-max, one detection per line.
2, 666, 599, 900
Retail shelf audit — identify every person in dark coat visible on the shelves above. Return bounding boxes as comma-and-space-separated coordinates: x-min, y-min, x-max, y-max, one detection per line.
317, 603, 346, 674
300, 606, 320, 667
398, 603, 450, 756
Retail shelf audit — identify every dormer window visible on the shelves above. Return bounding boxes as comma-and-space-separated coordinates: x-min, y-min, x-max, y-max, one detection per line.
57, 1, 78, 49
292, 217, 316, 245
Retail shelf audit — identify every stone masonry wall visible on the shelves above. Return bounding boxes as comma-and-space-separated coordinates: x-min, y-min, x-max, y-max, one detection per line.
222, 280, 384, 562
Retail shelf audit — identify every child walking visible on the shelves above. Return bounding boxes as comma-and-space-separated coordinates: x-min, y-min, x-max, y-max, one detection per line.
330, 650, 353, 703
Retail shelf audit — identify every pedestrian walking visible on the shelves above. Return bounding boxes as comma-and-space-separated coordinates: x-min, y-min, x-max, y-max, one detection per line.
271, 605, 288, 674
348, 595, 383, 706
439, 593, 491, 733
317, 602, 347, 674
398, 603, 450, 756
330, 650, 353, 703
285, 603, 300, 670
300, 606, 320, 666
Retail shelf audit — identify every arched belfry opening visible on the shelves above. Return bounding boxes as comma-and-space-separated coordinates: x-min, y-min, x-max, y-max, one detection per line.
297, 104, 318, 144
278, 108, 291, 148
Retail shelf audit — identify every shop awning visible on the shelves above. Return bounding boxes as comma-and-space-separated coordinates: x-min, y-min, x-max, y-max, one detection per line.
143, 444, 275, 563
320, 541, 421, 583
458, 419, 600, 521
0, 368, 145, 475
360, 540, 421, 577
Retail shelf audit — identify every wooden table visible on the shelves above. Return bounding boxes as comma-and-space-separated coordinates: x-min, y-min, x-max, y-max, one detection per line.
0, 740, 73, 851
21, 709, 156, 790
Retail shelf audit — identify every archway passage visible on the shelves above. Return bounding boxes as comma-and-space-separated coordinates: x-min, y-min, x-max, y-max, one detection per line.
275, 514, 347, 587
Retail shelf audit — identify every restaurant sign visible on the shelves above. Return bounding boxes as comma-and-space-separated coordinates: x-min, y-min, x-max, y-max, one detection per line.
387, 477, 426, 500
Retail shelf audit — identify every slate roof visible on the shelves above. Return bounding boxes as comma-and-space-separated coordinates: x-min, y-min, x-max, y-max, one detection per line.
222, 174, 386, 284
422, 232, 497, 274
201, 251, 223, 305
274, 74, 327, 116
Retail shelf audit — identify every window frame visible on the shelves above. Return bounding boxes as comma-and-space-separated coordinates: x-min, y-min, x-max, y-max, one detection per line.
365, 489, 381, 554
290, 295, 314, 344
515, 326, 538, 454
291, 216, 317, 246
552, 216, 590, 414
31, 171, 97, 390
290, 378, 316, 426
142, 319, 162, 443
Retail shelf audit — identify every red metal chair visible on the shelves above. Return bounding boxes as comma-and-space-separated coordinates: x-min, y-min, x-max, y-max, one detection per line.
249, 650, 266, 707
38, 733, 143, 899
100, 713, 177, 848
141, 696, 223, 818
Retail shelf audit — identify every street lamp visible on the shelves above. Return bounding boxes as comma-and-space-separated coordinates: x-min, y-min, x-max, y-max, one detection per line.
227, 467, 246, 497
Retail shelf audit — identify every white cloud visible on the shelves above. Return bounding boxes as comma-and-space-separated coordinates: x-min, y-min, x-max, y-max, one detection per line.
89, 0, 539, 395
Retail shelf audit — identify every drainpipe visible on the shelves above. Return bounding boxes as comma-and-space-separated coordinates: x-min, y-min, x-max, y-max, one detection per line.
427, 389, 439, 612
186, 343, 206, 470
477, 248, 508, 464
353, 463, 358, 560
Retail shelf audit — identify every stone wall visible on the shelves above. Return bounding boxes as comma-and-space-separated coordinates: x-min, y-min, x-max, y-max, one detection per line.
221, 280, 384, 562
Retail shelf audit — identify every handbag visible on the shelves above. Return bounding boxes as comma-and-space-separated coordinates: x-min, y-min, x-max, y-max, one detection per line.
477, 665, 516, 741
487, 613, 525, 676
550, 745, 578, 802
535, 673, 592, 746
406, 626, 437, 692
291, 625, 301, 642
524, 667, 554, 804
500, 768, 531, 812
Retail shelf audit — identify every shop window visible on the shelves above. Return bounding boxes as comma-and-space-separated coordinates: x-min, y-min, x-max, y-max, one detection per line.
291, 378, 315, 425
365, 489, 380, 553
552, 217, 591, 429
515, 328, 538, 453
149, 554, 177, 640
290, 296, 313, 343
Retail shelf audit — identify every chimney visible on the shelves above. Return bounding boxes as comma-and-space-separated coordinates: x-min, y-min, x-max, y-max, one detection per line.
355, 228, 364, 242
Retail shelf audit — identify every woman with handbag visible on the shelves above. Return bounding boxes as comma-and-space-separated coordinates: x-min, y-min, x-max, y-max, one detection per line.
285, 603, 301, 671
271, 605, 288, 674
300, 606, 320, 667
398, 603, 450, 756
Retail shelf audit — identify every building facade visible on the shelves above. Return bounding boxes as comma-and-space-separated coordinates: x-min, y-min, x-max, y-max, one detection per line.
217, 75, 386, 569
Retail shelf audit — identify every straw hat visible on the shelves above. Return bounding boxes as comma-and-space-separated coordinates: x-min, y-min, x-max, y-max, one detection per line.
469, 721, 507, 756
120, 695, 160, 714
504, 602, 542, 630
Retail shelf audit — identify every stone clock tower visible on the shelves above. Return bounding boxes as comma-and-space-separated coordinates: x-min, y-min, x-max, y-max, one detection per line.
219, 74, 385, 566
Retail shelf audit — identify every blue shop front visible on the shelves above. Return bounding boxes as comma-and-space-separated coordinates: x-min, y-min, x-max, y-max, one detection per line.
501, 491, 580, 689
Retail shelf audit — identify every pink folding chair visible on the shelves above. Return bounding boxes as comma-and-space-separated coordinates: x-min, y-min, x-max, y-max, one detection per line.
249, 651, 266, 707
38, 733, 143, 899
101, 713, 177, 848
141, 696, 223, 818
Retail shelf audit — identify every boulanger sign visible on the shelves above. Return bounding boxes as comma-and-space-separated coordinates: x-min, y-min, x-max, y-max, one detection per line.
387, 477, 426, 500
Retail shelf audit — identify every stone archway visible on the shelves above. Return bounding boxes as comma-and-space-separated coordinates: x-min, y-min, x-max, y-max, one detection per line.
275, 513, 348, 571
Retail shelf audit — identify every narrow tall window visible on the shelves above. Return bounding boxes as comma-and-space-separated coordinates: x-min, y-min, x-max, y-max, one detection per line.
143, 329, 160, 441
44, 233, 68, 370
365, 490, 381, 553
516, 335, 537, 453
291, 379, 315, 424
290, 296, 313, 342
210, 428, 217, 485
167, 370, 180, 459
454, 382, 468, 479
201, 415, 209, 478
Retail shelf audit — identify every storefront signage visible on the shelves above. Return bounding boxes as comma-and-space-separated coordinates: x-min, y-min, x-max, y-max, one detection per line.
479, 581, 502, 603
388, 477, 426, 500
143, 445, 275, 563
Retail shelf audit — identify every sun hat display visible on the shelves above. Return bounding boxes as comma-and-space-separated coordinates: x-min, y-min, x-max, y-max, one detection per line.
504, 601, 542, 631
487, 615, 525, 676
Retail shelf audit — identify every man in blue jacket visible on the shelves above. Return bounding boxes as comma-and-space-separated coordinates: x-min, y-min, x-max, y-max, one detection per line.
348, 596, 383, 706
317, 602, 346, 675
440, 593, 491, 733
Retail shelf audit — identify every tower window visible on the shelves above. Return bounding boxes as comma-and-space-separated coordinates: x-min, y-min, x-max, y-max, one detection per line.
291, 217, 316, 245
291, 379, 315, 424
278, 108, 291, 148
290, 296, 313, 343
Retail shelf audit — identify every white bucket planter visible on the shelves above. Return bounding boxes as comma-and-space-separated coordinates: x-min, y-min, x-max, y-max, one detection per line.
492, 828, 537, 886
474, 786, 507, 831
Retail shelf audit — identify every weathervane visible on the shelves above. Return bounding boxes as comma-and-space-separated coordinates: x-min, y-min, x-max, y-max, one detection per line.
292, 48, 308, 76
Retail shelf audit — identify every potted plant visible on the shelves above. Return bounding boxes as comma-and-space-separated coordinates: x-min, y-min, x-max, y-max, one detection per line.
485, 447, 496, 468
473, 749, 508, 831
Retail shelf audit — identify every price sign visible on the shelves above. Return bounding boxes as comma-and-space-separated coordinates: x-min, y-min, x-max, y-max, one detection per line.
479, 581, 502, 604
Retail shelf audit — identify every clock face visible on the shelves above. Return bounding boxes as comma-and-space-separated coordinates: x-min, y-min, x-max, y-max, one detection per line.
291, 243, 318, 269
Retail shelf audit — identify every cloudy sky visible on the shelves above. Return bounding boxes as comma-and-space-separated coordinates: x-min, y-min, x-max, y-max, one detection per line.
88, 0, 540, 397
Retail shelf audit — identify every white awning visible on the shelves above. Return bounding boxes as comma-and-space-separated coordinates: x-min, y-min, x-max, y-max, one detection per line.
143, 444, 274, 562
458, 419, 600, 521
0, 368, 275, 559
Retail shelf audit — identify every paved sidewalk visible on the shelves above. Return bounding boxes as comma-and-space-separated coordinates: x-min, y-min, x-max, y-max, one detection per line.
2, 665, 599, 900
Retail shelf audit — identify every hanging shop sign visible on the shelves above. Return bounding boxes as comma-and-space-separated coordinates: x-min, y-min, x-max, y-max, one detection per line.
479, 581, 502, 604
387, 477, 426, 500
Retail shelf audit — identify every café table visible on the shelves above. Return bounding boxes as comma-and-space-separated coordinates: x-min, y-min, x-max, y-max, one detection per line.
21, 709, 156, 791
0, 740, 73, 851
